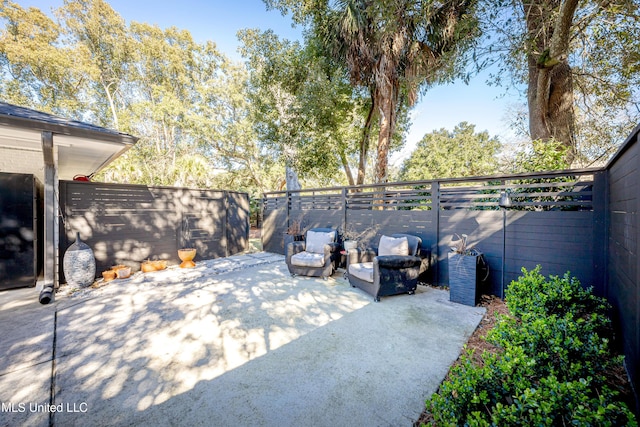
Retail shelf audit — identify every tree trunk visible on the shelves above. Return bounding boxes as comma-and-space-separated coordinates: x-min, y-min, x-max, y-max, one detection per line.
374, 82, 397, 183
547, 62, 576, 160
102, 80, 119, 130
524, 0, 579, 165
528, 58, 577, 163
340, 150, 355, 186
357, 94, 376, 185
285, 165, 301, 191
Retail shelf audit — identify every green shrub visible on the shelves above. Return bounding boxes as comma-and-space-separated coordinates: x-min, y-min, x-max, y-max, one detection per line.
505, 266, 610, 323
487, 312, 611, 384
491, 376, 635, 427
423, 266, 637, 427
427, 346, 538, 426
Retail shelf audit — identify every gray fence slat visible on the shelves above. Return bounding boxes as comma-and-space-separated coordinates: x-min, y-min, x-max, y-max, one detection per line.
59, 181, 248, 278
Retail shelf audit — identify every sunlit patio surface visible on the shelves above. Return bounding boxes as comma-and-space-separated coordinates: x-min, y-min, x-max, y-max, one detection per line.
0, 253, 484, 426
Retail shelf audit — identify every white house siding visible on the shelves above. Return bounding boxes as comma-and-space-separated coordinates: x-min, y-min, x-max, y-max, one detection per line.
0, 147, 45, 182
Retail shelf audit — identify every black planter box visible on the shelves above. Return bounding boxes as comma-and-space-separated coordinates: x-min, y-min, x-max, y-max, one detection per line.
448, 252, 484, 306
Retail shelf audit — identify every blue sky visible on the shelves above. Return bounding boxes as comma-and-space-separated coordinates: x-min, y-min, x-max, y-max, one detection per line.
18, 0, 523, 165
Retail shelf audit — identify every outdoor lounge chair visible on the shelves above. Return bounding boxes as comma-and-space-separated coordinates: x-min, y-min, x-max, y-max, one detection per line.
286, 228, 340, 279
346, 233, 424, 301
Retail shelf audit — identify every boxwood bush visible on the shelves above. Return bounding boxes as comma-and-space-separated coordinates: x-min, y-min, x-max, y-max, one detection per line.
424, 266, 636, 426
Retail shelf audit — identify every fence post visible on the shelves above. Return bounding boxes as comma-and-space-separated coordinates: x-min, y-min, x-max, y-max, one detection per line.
286, 190, 291, 232
500, 179, 507, 297
224, 190, 229, 257
432, 181, 440, 286
592, 170, 608, 297
342, 187, 347, 235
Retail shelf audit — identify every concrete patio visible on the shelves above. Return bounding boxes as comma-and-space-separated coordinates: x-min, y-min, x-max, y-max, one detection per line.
0, 253, 485, 427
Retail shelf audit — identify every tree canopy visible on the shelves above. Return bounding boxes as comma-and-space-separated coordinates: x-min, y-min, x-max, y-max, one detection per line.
1, 0, 639, 194
240, 29, 346, 188
0, 0, 284, 196
399, 122, 502, 181
267, 0, 481, 182
477, 0, 640, 165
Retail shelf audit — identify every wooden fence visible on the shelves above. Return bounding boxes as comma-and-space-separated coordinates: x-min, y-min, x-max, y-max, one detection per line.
262, 123, 640, 408
59, 181, 249, 277
606, 123, 640, 406
263, 169, 603, 298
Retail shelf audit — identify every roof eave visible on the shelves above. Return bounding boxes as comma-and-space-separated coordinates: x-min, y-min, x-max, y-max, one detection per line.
0, 114, 139, 146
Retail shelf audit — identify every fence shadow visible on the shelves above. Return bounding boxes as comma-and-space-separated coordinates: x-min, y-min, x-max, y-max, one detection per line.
59, 181, 249, 279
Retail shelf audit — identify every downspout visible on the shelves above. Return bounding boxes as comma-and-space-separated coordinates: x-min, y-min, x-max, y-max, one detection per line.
39, 131, 57, 304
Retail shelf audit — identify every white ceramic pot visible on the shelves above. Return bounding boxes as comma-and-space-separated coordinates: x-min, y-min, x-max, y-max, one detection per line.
63, 232, 96, 287
343, 240, 358, 251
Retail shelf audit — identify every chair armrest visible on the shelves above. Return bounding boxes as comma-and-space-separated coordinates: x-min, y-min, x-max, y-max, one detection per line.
375, 255, 422, 269
346, 248, 376, 265
327, 242, 341, 253
288, 241, 306, 257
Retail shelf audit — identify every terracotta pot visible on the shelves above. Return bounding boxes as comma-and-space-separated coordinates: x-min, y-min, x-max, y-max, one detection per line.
141, 260, 167, 273
178, 248, 197, 268
102, 270, 116, 282
141, 261, 156, 273
112, 265, 131, 279
152, 260, 167, 271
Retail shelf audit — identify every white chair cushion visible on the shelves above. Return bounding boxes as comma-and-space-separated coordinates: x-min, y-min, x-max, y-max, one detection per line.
305, 230, 334, 254
349, 262, 374, 282
291, 251, 326, 268
378, 235, 409, 256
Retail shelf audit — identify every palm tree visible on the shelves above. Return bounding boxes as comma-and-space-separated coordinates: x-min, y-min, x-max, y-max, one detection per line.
328, 0, 479, 182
